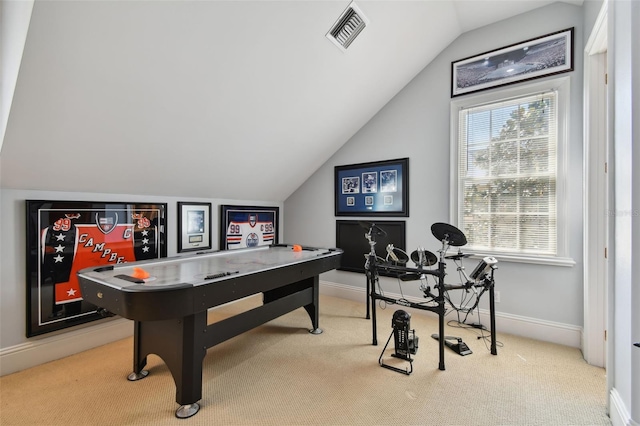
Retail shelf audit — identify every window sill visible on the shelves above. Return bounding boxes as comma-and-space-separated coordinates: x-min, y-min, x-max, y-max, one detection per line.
459, 251, 576, 267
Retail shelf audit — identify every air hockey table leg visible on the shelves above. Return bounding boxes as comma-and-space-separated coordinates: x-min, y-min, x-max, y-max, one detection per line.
176, 403, 200, 419
128, 321, 149, 381
304, 276, 322, 334
129, 314, 207, 418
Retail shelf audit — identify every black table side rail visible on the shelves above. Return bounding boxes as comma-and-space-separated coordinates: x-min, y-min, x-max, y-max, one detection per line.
196, 256, 338, 312
206, 279, 318, 348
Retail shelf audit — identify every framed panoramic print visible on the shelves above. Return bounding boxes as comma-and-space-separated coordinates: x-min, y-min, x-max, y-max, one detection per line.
177, 202, 212, 253
451, 27, 574, 97
219, 205, 279, 250
25, 200, 167, 337
335, 158, 409, 217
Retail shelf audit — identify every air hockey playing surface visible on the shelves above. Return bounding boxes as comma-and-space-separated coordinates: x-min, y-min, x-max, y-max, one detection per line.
81, 244, 336, 288
78, 244, 342, 321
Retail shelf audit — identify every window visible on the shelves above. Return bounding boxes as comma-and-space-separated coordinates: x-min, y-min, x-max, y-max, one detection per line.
451, 79, 572, 264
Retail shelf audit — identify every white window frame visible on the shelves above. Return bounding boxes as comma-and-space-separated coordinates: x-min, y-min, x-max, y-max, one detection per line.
450, 77, 575, 267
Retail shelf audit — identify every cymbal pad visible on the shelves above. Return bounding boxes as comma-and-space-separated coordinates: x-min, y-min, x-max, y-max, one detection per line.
431, 222, 467, 247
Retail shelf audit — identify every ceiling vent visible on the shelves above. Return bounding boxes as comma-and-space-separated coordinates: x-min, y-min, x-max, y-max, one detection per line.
326, 2, 369, 52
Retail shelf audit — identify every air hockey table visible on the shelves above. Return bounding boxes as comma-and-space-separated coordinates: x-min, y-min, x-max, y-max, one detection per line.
77, 244, 342, 418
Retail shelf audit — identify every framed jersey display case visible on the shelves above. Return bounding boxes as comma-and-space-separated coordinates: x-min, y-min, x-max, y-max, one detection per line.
25, 200, 167, 337
219, 205, 279, 250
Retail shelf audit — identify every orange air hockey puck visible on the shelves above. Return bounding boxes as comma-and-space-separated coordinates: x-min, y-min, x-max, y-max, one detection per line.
132, 267, 150, 280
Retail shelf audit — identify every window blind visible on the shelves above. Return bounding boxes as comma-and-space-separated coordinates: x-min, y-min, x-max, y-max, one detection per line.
457, 90, 558, 255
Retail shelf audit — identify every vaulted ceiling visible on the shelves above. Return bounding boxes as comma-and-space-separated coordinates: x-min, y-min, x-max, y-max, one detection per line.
1, 0, 581, 201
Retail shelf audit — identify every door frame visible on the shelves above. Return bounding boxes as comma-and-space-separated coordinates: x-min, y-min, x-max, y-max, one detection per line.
582, 0, 608, 368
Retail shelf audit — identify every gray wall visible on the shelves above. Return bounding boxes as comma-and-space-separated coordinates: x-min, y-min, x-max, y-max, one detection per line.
285, 2, 585, 326
583, 0, 605, 37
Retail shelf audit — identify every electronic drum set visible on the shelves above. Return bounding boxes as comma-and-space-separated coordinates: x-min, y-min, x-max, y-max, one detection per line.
358, 221, 499, 374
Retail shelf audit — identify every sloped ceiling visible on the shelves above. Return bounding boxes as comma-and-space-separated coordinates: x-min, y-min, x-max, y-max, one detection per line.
1, 0, 580, 202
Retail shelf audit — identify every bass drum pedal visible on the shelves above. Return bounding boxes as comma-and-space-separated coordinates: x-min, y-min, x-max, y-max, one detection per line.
431, 334, 472, 356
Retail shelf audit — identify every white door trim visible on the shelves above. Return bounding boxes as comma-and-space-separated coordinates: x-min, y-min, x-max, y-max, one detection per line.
582, 0, 608, 368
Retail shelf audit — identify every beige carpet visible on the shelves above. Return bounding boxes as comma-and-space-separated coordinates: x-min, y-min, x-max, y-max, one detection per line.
1, 294, 610, 425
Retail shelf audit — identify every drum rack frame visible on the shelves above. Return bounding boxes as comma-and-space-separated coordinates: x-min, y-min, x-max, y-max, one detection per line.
365, 253, 498, 371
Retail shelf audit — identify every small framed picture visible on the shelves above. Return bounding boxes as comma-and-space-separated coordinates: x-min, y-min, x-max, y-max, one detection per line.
342, 177, 360, 194
380, 170, 397, 192
361, 172, 378, 193
177, 202, 212, 253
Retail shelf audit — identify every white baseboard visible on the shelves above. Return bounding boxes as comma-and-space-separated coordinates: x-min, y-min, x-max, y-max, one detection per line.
320, 280, 583, 348
0, 281, 584, 377
609, 387, 633, 426
0, 318, 132, 376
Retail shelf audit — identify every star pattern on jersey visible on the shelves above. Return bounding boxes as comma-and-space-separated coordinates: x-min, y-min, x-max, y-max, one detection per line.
67, 288, 76, 297
54, 244, 65, 253
135, 228, 155, 257
55, 233, 66, 241
54, 254, 64, 263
